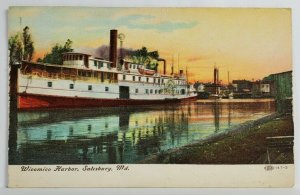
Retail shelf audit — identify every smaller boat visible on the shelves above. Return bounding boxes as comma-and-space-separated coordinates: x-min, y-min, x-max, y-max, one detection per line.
138, 67, 156, 75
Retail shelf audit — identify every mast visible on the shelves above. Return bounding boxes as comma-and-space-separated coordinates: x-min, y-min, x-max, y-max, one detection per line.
19, 17, 23, 61
228, 71, 230, 85
217, 66, 219, 95
171, 55, 174, 75
217, 66, 219, 85
177, 53, 180, 74
186, 65, 188, 84
214, 65, 217, 94
186, 65, 189, 94
19, 17, 22, 33
118, 33, 125, 66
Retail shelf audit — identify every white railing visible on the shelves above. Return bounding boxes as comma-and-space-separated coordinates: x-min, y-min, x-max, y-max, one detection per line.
23, 71, 118, 83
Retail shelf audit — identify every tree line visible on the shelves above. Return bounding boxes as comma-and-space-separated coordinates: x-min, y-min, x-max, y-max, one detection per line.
8, 26, 73, 66
129, 46, 159, 70
36, 39, 73, 65
8, 26, 34, 66
8, 26, 160, 70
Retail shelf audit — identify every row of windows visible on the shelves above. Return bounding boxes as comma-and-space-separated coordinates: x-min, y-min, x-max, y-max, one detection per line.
123, 75, 162, 83
78, 71, 117, 83
47, 82, 184, 94
122, 75, 186, 85
47, 82, 109, 91
134, 88, 162, 94
93, 61, 104, 68
145, 89, 162, 94
64, 55, 83, 61
137, 88, 185, 95
129, 64, 142, 69
261, 84, 269, 88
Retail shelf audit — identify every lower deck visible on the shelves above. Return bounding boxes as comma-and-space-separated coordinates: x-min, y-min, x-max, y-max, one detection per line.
18, 93, 197, 109
18, 72, 197, 109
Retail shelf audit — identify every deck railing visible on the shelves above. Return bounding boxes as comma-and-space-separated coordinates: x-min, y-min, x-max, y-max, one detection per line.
23, 71, 118, 83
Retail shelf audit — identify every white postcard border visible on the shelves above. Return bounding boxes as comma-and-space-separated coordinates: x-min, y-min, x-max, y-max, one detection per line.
8, 164, 294, 187
1, 0, 300, 193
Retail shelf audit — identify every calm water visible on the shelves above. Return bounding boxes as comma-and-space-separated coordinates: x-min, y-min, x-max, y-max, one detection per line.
9, 100, 275, 164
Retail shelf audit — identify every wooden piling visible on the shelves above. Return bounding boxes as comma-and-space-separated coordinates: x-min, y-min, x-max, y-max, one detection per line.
8, 63, 19, 164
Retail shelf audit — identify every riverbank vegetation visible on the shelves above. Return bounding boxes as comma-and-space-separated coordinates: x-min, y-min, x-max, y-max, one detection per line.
142, 114, 294, 164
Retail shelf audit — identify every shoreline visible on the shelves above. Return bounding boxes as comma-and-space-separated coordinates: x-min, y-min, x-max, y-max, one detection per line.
140, 112, 293, 164
196, 98, 275, 104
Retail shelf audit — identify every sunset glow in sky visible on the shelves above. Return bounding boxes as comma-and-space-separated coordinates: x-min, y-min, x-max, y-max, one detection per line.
8, 7, 292, 82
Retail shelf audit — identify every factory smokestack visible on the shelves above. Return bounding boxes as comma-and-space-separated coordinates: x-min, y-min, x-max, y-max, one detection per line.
109, 29, 118, 68
214, 67, 218, 95
214, 67, 217, 85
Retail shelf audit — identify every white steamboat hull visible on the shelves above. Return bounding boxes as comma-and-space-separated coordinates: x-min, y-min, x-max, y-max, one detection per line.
18, 73, 197, 109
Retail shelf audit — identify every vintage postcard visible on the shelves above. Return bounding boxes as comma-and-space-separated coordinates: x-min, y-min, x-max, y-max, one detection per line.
7, 7, 294, 187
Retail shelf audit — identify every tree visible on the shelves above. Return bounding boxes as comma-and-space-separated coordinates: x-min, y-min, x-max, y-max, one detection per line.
8, 26, 35, 65
41, 39, 73, 65
22, 26, 34, 61
36, 58, 43, 62
64, 39, 73, 51
129, 46, 160, 70
8, 34, 23, 66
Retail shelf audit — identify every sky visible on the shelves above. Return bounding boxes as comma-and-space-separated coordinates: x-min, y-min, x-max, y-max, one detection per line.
8, 7, 292, 83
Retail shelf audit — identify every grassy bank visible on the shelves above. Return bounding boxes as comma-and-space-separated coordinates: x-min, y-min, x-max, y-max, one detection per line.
141, 114, 294, 164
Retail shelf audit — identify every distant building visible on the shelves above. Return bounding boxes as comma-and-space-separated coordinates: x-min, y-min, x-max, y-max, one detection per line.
251, 80, 273, 97
227, 84, 235, 92
264, 71, 292, 113
203, 83, 220, 95
252, 81, 260, 97
197, 84, 205, 92
194, 81, 205, 92
232, 80, 252, 92
232, 80, 252, 98
261, 82, 270, 93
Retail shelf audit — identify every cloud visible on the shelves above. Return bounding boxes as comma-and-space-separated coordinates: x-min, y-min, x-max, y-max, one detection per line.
187, 55, 210, 62
114, 14, 198, 32
9, 7, 43, 17
85, 26, 102, 32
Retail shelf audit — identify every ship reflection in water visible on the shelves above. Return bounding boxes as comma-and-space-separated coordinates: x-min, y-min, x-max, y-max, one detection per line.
10, 100, 275, 164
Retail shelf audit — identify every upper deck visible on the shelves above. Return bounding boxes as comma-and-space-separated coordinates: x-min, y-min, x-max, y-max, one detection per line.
62, 52, 116, 72
21, 52, 187, 86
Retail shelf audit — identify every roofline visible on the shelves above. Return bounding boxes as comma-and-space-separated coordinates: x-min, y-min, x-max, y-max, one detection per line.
63, 52, 112, 63
22, 60, 120, 73
269, 70, 292, 76
93, 57, 105, 60
22, 61, 188, 79
89, 58, 112, 63
62, 52, 92, 56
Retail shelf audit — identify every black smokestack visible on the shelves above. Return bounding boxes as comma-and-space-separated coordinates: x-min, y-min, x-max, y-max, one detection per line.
158, 58, 166, 75
179, 70, 183, 76
109, 29, 118, 68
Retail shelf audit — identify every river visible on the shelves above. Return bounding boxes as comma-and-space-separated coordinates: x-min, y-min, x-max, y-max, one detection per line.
9, 99, 275, 164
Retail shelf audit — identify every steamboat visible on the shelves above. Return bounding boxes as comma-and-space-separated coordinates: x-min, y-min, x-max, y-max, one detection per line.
17, 29, 197, 109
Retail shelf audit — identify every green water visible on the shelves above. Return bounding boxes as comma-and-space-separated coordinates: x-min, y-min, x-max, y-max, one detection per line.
9, 100, 275, 164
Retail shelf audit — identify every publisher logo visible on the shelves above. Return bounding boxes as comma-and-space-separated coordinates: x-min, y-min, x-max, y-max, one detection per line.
264, 165, 274, 171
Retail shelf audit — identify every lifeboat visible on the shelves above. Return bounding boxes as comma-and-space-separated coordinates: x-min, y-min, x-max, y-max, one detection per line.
138, 67, 156, 75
